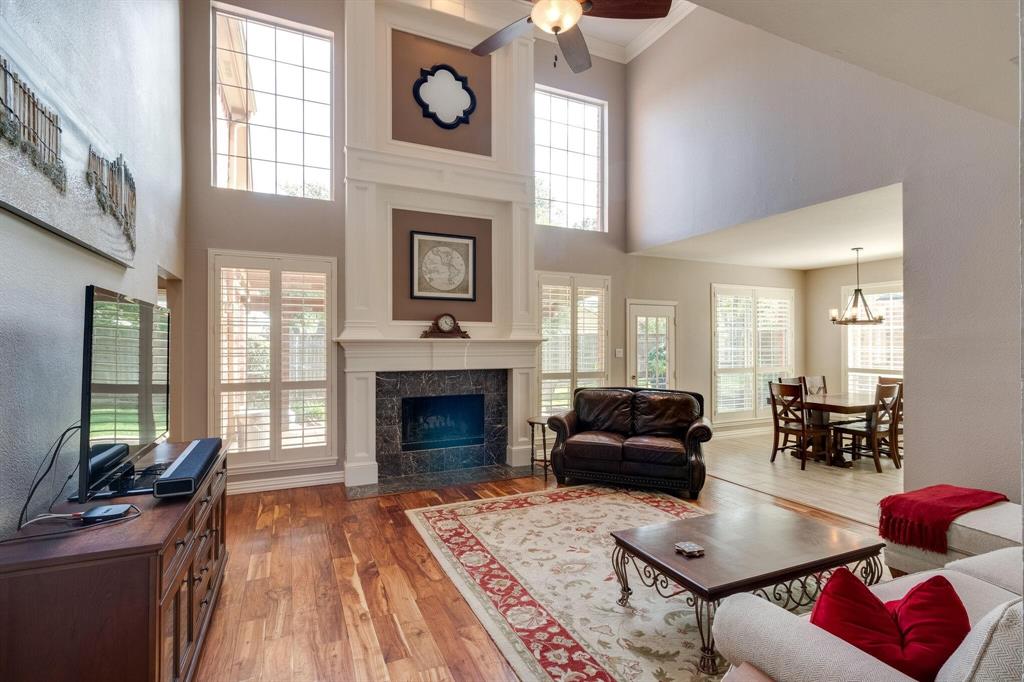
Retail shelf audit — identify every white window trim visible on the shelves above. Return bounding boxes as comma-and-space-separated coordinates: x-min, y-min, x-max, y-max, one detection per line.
537, 271, 611, 414
534, 84, 609, 233
839, 280, 904, 392
711, 283, 796, 424
207, 248, 338, 475
209, 3, 336, 200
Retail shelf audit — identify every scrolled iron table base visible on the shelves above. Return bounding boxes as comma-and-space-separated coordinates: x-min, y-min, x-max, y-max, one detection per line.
611, 546, 884, 675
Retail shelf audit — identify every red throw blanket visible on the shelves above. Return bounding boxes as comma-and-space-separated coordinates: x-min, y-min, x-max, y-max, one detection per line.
879, 484, 1008, 553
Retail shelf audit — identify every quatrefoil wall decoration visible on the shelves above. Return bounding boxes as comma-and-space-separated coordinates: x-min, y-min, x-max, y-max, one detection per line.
412, 64, 477, 130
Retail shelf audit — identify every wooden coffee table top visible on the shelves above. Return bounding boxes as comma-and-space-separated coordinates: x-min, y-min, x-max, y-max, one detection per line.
611, 505, 884, 602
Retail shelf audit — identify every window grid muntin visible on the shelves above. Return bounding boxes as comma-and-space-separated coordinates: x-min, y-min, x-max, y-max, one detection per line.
213, 9, 332, 200
534, 88, 605, 232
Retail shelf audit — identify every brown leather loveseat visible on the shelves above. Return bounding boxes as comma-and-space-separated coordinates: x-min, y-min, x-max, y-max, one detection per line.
547, 387, 713, 499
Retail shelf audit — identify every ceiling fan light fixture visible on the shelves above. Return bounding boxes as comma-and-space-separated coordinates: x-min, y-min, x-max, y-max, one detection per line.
531, 0, 583, 35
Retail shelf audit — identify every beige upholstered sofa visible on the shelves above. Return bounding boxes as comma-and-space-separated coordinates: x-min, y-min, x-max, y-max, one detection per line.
883, 501, 1021, 575
713, 548, 1023, 681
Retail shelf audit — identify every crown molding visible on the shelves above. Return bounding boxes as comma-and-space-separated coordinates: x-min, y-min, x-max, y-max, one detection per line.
624, 1, 698, 62
436, 0, 696, 65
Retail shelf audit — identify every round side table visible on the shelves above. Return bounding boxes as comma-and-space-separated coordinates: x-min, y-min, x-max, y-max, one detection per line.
527, 416, 551, 481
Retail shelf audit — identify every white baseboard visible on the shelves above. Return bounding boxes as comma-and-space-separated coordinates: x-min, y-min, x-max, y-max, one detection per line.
714, 425, 773, 439
226, 470, 345, 495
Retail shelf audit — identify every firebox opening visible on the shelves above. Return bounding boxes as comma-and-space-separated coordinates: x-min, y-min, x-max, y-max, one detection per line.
401, 393, 485, 452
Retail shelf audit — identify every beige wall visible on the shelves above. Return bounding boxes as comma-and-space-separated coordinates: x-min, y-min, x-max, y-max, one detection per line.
180, 0, 346, 484
628, 9, 1020, 500
533, 40, 805, 408
804, 258, 903, 390
625, 257, 806, 408
0, 0, 185, 535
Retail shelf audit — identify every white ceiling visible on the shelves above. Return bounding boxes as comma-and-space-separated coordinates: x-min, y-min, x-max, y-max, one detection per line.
638, 184, 904, 270
690, 0, 1019, 124
473, 0, 697, 63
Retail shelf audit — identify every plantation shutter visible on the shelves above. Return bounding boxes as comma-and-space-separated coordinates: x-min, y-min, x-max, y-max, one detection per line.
755, 292, 794, 415
538, 273, 609, 415
213, 253, 335, 471
712, 285, 794, 421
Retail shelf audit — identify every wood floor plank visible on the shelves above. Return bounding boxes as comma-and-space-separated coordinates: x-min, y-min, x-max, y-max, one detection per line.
196, 468, 880, 681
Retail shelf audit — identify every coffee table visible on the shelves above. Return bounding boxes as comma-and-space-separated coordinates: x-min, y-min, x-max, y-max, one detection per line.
610, 505, 885, 674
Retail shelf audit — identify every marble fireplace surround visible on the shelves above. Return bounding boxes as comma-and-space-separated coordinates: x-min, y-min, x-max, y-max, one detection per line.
376, 369, 507, 479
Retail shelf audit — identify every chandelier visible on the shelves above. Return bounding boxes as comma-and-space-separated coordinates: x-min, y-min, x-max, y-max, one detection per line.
829, 248, 884, 325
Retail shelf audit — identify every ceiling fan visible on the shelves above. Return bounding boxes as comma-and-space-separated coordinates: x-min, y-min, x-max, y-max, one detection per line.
471, 0, 672, 74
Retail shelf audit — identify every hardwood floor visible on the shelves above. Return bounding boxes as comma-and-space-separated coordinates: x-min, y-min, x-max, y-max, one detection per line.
194, 475, 876, 682
705, 432, 903, 526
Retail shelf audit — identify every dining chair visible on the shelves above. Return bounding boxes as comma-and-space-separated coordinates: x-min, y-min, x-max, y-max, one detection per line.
829, 382, 902, 473
769, 382, 829, 471
775, 377, 805, 450
876, 377, 904, 455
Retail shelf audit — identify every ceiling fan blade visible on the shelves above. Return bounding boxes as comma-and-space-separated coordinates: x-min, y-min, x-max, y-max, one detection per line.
471, 16, 532, 56
585, 0, 672, 20
556, 25, 592, 74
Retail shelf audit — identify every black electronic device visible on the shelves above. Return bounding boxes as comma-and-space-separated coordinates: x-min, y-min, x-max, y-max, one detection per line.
81, 503, 133, 525
153, 437, 222, 498
76, 286, 170, 502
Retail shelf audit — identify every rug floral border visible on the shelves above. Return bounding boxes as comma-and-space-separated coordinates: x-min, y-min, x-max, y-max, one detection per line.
406, 485, 705, 681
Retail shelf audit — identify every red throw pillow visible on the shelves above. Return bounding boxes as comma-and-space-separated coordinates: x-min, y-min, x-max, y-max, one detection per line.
809, 567, 970, 681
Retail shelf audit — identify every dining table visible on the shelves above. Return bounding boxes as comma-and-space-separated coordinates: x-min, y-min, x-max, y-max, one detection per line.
802, 391, 877, 465
802, 391, 877, 415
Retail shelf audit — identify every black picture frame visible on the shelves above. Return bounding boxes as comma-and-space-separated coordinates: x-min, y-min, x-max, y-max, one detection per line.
410, 230, 477, 301
412, 63, 477, 130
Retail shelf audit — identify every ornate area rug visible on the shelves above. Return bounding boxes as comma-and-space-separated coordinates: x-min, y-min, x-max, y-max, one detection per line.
407, 485, 723, 681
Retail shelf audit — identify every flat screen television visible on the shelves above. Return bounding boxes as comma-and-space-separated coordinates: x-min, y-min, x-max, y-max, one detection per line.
78, 285, 170, 501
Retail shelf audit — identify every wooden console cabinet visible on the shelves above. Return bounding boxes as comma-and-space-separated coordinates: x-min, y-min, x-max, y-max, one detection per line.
0, 442, 228, 682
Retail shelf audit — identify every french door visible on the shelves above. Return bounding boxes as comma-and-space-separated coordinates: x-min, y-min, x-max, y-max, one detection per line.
627, 302, 676, 389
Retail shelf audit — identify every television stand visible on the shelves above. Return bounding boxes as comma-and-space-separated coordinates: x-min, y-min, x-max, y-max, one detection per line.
0, 440, 228, 682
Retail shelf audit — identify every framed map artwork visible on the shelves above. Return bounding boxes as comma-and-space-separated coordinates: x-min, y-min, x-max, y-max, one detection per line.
410, 231, 476, 301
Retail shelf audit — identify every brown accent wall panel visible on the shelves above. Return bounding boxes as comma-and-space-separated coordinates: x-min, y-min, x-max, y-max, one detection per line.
391, 30, 492, 156
392, 209, 492, 322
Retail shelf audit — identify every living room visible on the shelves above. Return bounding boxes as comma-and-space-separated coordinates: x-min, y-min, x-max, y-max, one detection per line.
0, 1, 1020, 681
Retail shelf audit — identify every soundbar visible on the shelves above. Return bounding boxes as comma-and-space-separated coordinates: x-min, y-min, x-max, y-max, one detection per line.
153, 437, 222, 498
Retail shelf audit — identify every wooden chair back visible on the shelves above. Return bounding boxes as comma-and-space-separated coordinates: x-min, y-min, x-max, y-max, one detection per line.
872, 382, 901, 437
770, 382, 806, 431
803, 375, 827, 395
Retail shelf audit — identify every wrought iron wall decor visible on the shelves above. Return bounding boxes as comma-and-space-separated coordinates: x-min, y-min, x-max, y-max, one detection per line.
0, 55, 66, 191
86, 147, 137, 252
412, 63, 476, 130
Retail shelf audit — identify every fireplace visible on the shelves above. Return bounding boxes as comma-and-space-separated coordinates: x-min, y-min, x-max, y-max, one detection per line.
375, 370, 508, 480
401, 394, 485, 451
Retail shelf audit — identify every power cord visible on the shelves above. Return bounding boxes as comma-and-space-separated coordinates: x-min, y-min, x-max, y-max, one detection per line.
0, 504, 142, 546
17, 423, 80, 530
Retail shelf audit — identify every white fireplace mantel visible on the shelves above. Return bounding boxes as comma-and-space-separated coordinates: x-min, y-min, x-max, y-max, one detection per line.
336, 336, 542, 373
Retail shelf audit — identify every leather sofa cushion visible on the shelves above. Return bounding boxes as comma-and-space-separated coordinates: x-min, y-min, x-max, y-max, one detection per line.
574, 388, 634, 435
634, 391, 701, 436
623, 435, 686, 466
564, 431, 624, 461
